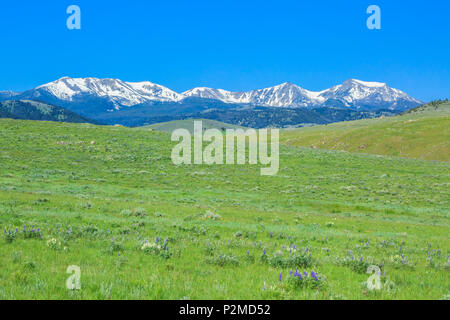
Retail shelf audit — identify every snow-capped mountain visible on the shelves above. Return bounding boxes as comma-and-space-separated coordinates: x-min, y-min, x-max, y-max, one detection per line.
184, 82, 326, 107
184, 79, 421, 110
0, 77, 421, 116
28, 77, 183, 110
318, 79, 422, 110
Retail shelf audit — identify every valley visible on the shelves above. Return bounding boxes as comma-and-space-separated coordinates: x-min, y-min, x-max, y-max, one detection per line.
0, 110, 448, 299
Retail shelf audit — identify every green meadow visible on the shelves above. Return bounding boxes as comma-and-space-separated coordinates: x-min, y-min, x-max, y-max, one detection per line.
0, 116, 448, 300
280, 101, 450, 161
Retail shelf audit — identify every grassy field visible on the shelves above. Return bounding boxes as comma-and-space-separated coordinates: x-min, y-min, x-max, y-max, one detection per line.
280, 101, 450, 161
0, 118, 448, 300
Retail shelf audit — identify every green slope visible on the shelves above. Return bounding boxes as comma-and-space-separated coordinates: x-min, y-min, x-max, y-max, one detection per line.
142, 118, 248, 133
280, 100, 450, 161
0, 118, 448, 299
0, 100, 97, 124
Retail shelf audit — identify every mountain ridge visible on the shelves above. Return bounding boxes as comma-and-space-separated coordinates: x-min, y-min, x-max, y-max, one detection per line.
0, 100, 98, 124
0, 77, 422, 114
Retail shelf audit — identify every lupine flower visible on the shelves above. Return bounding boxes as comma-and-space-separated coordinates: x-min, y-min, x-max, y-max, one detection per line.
279, 272, 282, 282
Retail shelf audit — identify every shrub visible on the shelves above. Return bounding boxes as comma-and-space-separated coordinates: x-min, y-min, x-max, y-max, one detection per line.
3, 228, 17, 243
263, 249, 314, 268
390, 255, 417, 269
22, 226, 42, 239
141, 239, 172, 259
206, 254, 240, 267
108, 241, 124, 254
203, 210, 222, 221
120, 209, 132, 216
284, 270, 327, 290
134, 207, 147, 217
342, 257, 372, 274
46, 238, 62, 250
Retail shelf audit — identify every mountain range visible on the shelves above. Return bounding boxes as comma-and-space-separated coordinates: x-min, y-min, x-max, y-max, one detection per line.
0, 77, 422, 127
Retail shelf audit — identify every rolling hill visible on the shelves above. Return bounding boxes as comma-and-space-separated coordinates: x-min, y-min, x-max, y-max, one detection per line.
0, 117, 448, 299
0, 100, 97, 124
280, 100, 450, 161
142, 119, 247, 133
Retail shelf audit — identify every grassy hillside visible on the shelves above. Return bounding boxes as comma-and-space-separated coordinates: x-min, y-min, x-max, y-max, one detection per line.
0, 100, 97, 124
280, 101, 450, 161
143, 119, 247, 133
0, 119, 448, 300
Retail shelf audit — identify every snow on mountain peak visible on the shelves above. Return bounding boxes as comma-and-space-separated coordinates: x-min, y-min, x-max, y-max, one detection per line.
24, 77, 421, 111
318, 79, 421, 108
35, 77, 183, 108
345, 79, 387, 88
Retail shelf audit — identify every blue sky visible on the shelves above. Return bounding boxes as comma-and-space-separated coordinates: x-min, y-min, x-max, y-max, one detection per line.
0, 0, 449, 101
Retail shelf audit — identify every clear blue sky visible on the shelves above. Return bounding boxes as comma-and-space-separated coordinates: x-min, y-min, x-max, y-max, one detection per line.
0, 0, 449, 101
